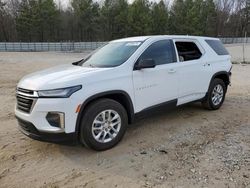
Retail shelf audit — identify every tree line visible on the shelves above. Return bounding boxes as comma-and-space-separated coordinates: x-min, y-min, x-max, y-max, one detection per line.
0, 0, 249, 42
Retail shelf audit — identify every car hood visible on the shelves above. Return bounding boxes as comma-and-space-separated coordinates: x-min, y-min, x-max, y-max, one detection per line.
17, 64, 107, 90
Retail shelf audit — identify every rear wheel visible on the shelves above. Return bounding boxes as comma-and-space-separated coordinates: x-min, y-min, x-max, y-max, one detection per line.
79, 98, 128, 151
202, 78, 226, 110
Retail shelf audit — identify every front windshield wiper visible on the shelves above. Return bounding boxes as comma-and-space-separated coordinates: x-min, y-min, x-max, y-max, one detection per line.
72, 59, 84, 66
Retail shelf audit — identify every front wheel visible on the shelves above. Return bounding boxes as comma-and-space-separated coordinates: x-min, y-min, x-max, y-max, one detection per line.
202, 78, 226, 110
79, 98, 128, 151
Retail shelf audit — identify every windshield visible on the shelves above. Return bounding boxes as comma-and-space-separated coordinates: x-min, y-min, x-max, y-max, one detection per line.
79, 41, 142, 68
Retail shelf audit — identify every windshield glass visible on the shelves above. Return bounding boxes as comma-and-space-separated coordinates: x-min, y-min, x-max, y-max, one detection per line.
80, 41, 142, 68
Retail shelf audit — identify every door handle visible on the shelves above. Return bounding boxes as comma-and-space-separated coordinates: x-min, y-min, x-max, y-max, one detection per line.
203, 62, 211, 66
168, 69, 176, 73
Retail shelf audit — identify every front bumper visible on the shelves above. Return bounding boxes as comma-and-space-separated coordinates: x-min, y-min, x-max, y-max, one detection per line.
15, 95, 80, 133
16, 116, 77, 143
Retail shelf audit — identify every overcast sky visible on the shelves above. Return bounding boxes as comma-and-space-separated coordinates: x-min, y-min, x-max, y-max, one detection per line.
56, 0, 172, 9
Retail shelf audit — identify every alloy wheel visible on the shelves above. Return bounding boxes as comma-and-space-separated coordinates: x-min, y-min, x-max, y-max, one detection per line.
211, 84, 224, 106
91, 110, 121, 143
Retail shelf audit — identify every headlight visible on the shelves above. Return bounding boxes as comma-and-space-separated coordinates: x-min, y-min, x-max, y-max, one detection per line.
38, 85, 82, 98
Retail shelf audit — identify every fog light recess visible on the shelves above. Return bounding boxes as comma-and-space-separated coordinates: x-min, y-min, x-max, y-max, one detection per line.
46, 112, 65, 129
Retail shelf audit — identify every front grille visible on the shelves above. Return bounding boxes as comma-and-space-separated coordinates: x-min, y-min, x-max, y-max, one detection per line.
16, 95, 34, 113
16, 88, 37, 113
17, 88, 34, 95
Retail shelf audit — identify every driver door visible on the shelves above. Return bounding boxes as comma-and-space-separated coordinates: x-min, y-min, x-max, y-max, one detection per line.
132, 39, 180, 112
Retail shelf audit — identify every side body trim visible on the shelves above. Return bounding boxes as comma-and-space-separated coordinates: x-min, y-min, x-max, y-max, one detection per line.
134, 99, 177, 121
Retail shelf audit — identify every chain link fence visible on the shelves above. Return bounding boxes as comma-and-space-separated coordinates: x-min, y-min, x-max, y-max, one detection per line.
0, 42, 107, 52
0, 38, 249, 52
220, 37, 250, 44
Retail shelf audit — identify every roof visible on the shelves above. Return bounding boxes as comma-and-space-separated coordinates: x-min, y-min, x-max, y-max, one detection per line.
112, 36, 150, 42
111, 35, 219, 43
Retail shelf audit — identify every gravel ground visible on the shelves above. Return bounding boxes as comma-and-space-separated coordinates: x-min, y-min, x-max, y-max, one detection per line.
225, 44, 250, 63
0, 52, 250, 188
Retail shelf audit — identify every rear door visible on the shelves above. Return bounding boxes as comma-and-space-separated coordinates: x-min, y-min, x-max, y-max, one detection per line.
173, 39, 213, 105
132, 39, 179, 112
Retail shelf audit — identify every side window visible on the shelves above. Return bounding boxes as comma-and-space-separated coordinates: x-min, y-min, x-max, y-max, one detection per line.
139, 40, 177, 65
175, 41, 202, 62
205, 40, 229, 55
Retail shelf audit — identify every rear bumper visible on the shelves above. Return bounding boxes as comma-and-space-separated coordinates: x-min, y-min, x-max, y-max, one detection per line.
16, 116, 77, 143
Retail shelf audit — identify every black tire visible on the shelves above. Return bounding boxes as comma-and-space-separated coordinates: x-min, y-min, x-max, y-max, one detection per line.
79, 98, 128, 151
202, 78, 227, 110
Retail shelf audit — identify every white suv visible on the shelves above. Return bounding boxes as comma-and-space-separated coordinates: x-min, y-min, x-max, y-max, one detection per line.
15, 36, 232, 150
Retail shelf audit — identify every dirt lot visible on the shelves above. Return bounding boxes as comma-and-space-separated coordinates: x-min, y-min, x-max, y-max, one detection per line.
225, 44, 250, 63
0, 52, 250, 188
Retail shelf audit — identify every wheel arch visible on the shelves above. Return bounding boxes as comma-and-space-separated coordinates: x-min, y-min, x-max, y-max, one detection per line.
75, 90, 135, 135
209, 71, 230, 88
203, 71, 230, 102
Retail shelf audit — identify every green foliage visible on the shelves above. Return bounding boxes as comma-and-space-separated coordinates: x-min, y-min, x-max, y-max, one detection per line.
127, 0, 152, 36
100, 0, 129, 40
71, 0, 100, 41
202, 0, 217, 36
169, 0, 217, 36
151, 0, 169, 35
2, 0, 248, 42
0, 0, 8, 41
16, 0, 59, 41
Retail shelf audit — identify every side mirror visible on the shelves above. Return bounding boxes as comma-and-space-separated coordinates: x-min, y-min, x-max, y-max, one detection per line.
135, 59, 156, 70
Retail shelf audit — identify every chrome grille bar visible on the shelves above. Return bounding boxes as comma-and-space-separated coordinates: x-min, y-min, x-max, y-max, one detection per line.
16, 88, 38, 113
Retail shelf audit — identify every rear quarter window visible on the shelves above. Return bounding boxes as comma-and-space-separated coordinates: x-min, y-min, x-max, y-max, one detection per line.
205, 40, 229, 56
